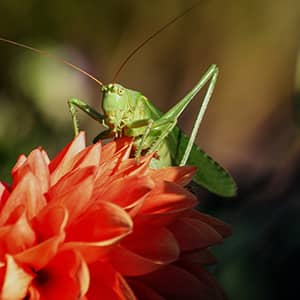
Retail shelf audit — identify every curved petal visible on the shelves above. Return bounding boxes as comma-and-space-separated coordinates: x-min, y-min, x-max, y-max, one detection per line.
0, 182, 10, 212
11, 154, 27, 175
128, 279, 166, 300
169, 217, 223, 251
70, 142, 102, 170
65, 202, 132, 262
66, 202, 132, 243
101, 137, 133, 164
148, 166, 196, 186
33, 250, 89, 300
0, 255, 33, 299
180, 263, 226, 300
110, 228, 179, 276
0, 170, 46, 225
46, 166, 95, 224
108, 153, 153, 180
49, 131, 86, 185
4, 211, 36, 254
33, 204, 68, 240
94, 138, 134, 186
141, 264, 223, 300
13, 149, 50, 194
140, 182, 197, 215
14, 233, 65, 270
87, 260, 137, 300
184, 210, 232, 237
93, 175, 153, 214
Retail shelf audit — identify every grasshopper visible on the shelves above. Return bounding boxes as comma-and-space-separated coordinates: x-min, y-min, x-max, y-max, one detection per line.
0, 4, 237, 197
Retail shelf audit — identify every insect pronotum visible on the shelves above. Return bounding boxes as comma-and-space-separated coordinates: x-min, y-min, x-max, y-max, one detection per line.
0, 2, 237, 197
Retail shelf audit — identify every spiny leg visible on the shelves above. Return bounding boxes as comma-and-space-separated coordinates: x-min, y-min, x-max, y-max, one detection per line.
125, 117, 175, 162
180, 65, 219, 166
124, 119, 154, 161
150, 119, 177, 152
68, 98, 105, 136
144, 64, 219, 166
135, 119, 154, 160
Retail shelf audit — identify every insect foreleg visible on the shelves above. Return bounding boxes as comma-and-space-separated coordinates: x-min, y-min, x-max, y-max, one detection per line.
179, 65, 219, 166
68, 98, 105, 136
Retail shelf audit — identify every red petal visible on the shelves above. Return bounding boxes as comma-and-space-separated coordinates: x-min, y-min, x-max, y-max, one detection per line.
12, 149, 50, 193
109, 153, 152, 180
3, 211, 36, 254
65, 202, 133, 263
95, 143, 134, 188
46, 166, 95, 224
148, 166, 196, 186
0, 170, 47, 225
15, 233, 65, 270
40, 148, 50, 165
0, 182, 10, 211
141, 181, 197, 214
0, 255, 33, 299
70, 142, 102, 170
33, 204, 68, 240
11, 154, 27, 175
101, 137, 133, 164
180, 263, 226, 300
110, 228, 179, 276
87, 260, 137, 300
94, 138, 134, 186
128, 280, 166, 300
34, 250, 89, 300
141, 264, 222, 300
93, 175, 153, 214
49, 132, 86, 185
25, 149, 50, 193
185, 210, 232, 237
169, 217, 223, 251
128, 278, 166, 300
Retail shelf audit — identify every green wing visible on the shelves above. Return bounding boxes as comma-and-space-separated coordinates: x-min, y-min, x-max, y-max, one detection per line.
144, 98, 237, 197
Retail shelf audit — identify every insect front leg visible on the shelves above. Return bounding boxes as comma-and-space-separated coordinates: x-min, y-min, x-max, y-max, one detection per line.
68, 98, 105, 136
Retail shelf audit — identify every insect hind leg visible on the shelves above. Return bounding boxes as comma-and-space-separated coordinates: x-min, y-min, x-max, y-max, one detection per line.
150, 119, 177, 152
179, 65, 219, 166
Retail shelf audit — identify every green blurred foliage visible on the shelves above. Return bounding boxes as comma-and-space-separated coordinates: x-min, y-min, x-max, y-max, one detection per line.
0, 0, 300, 299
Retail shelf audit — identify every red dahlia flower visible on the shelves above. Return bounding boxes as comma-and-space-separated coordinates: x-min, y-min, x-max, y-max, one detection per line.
0, 132, 231, 300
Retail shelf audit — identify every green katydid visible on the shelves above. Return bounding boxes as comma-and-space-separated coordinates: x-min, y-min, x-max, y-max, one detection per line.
0, 5, 237, 197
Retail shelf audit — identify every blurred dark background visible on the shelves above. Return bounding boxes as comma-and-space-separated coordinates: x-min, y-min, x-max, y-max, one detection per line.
1, 0, 300, 299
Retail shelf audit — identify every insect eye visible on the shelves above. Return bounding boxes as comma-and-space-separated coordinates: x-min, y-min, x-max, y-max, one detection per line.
118, 88, 124, 95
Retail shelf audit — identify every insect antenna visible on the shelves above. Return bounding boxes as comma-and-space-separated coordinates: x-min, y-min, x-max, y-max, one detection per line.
112, 1, 202, 83
0, 37, 103, 87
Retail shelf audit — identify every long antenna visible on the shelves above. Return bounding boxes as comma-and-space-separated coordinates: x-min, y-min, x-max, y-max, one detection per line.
0, 37, 103, 86
112, 1, 202, 83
